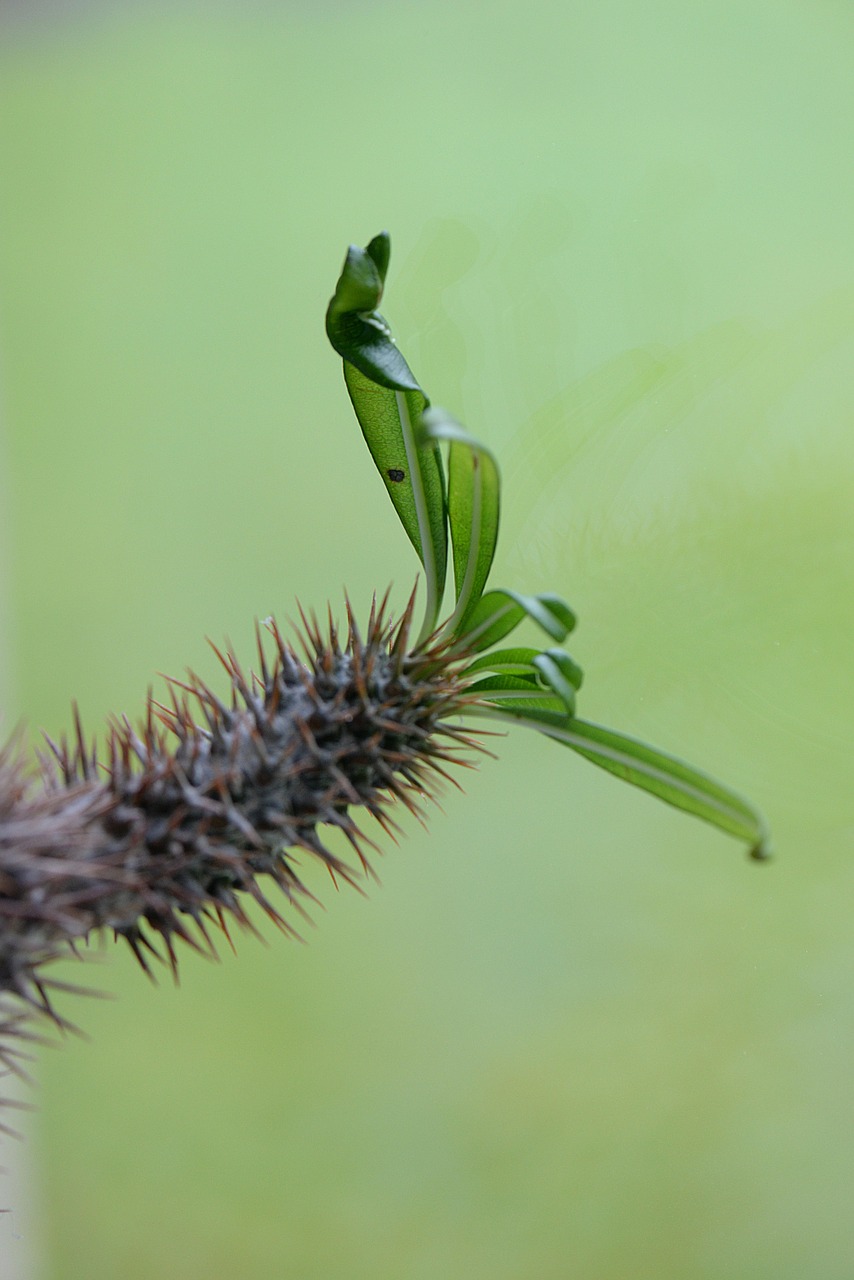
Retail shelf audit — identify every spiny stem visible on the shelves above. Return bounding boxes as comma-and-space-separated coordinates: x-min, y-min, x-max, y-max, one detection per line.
0, 596, 484, 1100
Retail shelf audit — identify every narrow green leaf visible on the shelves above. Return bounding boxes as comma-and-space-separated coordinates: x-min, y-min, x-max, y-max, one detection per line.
462, 646, 543, 676
453, 589, 577, 654
466, 674, 566, 714
531, 652, 578, 714
343, 363, 447, 638
544, 648, 583, 691
419, 407, 500, 633
327, 234, 449, 642
417, 406, 493, 456
468, 706, 770, 856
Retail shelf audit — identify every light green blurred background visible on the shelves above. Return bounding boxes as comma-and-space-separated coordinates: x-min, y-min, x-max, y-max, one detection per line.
0, 2, 852, 1276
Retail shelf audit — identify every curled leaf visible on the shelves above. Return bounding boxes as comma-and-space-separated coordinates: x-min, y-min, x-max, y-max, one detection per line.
531, 651, 581, 714
465, 673, 566, 714
462, 646, 544, 677
453, 589, 577, 654
325, 232, 418, 391
327, 234, 448, 642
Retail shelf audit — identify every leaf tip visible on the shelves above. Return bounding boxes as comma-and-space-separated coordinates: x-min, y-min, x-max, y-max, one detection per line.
365, 231, 391, 284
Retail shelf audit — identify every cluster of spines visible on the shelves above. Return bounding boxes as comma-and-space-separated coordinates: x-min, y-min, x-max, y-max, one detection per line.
0, 592, 483, 1109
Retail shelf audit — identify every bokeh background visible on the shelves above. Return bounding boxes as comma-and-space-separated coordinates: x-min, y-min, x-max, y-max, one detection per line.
0, 2, 852, 1276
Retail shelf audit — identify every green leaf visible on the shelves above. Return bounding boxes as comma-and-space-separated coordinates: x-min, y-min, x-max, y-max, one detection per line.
531, 651, 580, 714
325, 233, 419, 391
364, 230, 391, 284
465, 674, 566, 714
452, 589, 577, 653
464, 646, 584, 714
419, 407, 500, 632
343, 363, 448, 640
327, 234, 449, 642
535, 646, 583, 690
469, 705, 770, 857
462, 646, 544, 676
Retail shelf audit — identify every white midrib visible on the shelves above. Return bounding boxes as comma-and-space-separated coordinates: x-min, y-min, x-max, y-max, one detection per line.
395, 392, 441, 645
441, 451, 484, 639
466, 708, 758, 838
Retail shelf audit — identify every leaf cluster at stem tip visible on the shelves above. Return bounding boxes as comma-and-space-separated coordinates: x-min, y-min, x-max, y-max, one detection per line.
326, 232, 770, 860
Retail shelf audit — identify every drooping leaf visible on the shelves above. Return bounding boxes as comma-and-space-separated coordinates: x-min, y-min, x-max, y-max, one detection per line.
419, 407, 500, 632
453, 589, 577, 653
470, 705, 770, 857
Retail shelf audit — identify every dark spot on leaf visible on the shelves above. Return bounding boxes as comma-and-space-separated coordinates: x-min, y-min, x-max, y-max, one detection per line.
387, 468, 405, 483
